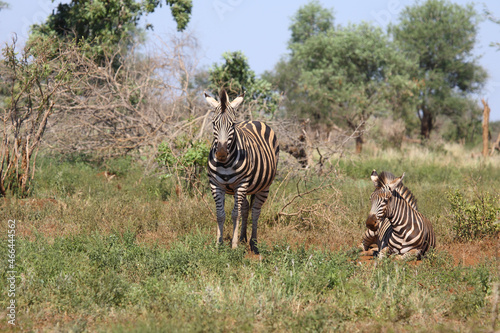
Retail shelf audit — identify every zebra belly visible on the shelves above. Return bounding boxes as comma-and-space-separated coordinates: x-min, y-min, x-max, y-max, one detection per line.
209, 173, 273, 195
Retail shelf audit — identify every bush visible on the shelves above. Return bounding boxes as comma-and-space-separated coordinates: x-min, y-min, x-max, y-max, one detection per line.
447, 189, 500, 241
156, 138, 210, 195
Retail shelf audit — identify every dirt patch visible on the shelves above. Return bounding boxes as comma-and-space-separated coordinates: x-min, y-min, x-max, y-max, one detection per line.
440, 238, 500, 266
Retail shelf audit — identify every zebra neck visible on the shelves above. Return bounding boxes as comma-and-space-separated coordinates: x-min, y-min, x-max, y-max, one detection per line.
386, 193, 417, 231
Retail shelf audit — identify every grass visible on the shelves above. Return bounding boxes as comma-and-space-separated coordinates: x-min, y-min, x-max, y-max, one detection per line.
0, 144, 499, 332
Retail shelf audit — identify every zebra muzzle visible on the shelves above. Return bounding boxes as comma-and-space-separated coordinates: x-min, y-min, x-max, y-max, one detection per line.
365, 214, 379, 232
215, 142, 228, 162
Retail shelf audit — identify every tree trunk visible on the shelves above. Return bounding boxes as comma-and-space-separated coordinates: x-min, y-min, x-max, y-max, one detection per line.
345, 116, 365, 154
420, 106, 433, 139
355, 134, 363, 154
481, 99, 490, 157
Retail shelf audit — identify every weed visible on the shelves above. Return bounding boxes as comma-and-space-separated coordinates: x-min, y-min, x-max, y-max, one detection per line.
448, 189, 500, 241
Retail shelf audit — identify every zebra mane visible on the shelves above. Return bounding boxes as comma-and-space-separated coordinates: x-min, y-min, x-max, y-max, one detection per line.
219, 89, 228, 114
376, 171, 418, 210
214, 89, 236, 121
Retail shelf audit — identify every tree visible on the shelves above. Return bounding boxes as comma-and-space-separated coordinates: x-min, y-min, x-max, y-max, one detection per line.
262, 1, 334, 123
391, 0, 487, 139
30, 0, 192, 65
288, 0, 334, 48
484, 6, 500, 50
1, 37, 74, 197
293, 23, 417, 152
265, 2, 417, 153
0, 1, 8, 11
208, 51, 280, 118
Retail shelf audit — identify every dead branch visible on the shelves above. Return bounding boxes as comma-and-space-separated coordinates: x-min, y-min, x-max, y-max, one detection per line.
45, 32, 206, 157
278, 178, 331, 217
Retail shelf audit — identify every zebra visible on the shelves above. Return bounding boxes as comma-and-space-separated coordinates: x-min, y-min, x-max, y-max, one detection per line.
204, 89, 279, 254
363, 170, 435, 260
361, 170, 419, 256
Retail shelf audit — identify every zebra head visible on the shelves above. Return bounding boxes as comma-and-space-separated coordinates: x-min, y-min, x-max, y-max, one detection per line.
366, 170, 405, 231
205, 89, 244, 163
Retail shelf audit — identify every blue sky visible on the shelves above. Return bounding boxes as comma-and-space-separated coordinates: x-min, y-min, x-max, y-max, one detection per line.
1, 0, 500, 121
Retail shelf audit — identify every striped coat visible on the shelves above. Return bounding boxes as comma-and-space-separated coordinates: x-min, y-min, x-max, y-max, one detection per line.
205, 90, 279, 254
363, 170, 435, 260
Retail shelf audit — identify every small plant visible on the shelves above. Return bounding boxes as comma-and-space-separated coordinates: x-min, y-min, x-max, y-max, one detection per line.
156, 137, 210, 194
447, 189, 500, 241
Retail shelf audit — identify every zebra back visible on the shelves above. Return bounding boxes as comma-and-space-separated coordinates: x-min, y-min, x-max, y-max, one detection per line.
225, 120, 279, 195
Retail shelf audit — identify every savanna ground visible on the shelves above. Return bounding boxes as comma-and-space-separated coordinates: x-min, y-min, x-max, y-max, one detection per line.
0, 143, 499, 332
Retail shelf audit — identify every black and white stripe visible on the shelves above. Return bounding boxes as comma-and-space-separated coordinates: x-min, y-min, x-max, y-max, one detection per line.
204, 89, 279, 254
361, 218, 392, 256
363, 170, 435, 260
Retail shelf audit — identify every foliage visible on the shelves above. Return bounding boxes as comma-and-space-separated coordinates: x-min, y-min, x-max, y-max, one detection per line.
30, 0, 192, 65
157, 139, 209, 172
291, 23, 417, 126
0, 1, 8, 11
156, 137, 210, 193
207, 51, 280, 117
390, 0, 487, 139
448, 189, 500, 241
265, 2, 418, 154
440, 99, 483, 145
288, 0, 334, 48
367, 117, 406, 150
485, 6, 500, 50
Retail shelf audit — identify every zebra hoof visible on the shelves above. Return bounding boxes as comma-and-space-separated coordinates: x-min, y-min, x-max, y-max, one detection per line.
250, 239, 259, 255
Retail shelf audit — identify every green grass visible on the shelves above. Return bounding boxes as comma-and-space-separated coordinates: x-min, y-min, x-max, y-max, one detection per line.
0, 146, 499, 332
0, 232, 496, 332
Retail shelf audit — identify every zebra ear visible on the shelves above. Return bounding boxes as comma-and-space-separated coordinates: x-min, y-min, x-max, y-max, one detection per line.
204, 92, 219, 108
370, 170, 379, 186
230, 91, 245, 109
388, 173, 405, 191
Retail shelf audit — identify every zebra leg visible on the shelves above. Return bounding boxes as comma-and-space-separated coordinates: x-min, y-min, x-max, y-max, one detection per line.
239, 197, 250, 243
212, 187, 226, 245
377, 246, 391, 259
249, 190, 269, 254
231, 189, 247, 249
360, 244, 379, 257
398, 249, 421, 261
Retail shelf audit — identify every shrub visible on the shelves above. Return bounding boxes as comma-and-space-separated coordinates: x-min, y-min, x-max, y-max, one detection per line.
447, 189, 500, 241
156, 137, 210, 194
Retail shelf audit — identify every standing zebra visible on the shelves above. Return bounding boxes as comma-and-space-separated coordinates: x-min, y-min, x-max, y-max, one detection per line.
204, 89, 279, 254
363, 170, 435, 260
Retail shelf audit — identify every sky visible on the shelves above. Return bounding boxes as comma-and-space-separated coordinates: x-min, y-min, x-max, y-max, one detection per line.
1, 0, 500, 121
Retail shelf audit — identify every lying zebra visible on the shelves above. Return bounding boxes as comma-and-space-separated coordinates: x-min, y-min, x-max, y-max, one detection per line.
361, 170, 436, 260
